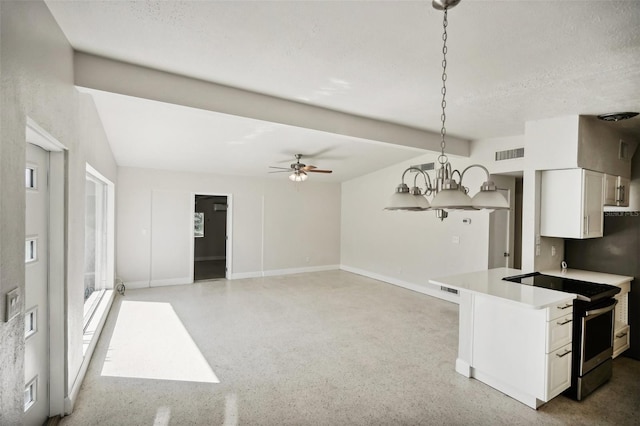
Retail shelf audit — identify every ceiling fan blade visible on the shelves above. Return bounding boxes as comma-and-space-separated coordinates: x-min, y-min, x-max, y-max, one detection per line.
268, 170, 291, 173
301, 165, 317, 171
307, 169, 332, 173
269, 166, 292, 170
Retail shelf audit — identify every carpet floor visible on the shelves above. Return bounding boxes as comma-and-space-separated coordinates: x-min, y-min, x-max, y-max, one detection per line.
61, 270, 640, 425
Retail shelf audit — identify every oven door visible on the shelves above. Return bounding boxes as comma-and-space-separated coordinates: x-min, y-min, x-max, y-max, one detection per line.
580, 298, 617, 376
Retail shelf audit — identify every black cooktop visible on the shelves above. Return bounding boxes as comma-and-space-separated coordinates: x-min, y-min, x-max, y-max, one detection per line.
502, 272, 620, 302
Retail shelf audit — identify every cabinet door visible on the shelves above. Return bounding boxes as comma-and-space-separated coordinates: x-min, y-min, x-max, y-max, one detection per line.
603, 174, 618, 205
545, 342, 573, 400
540, 169, 603, 239
583, 170, 603, 238
616, 176, 630, 207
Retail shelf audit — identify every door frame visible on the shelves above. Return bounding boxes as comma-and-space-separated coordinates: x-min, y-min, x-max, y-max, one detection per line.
190, 192, 233, 281
26, 117, 67, 418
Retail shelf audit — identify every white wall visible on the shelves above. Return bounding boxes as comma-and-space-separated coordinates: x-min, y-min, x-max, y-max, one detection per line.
117, 167, 341, 287
340, 153, 494, 303
0, 1, 117, 421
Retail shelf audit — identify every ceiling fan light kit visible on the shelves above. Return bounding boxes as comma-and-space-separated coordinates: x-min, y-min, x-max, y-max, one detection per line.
385, 0, 508, 220
289, 171, 308, 182
269, 153, 332, 182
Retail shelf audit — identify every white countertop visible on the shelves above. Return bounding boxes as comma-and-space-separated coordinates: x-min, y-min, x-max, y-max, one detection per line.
539, 269, 633, 287
429, 268, 576, 309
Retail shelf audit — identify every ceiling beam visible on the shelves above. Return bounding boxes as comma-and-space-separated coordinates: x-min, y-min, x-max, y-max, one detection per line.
74, 52, 469, 156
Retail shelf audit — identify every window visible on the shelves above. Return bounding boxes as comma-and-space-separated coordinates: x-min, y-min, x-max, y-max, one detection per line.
83, 165, 114, 329
25, 307, 38, 339
24, 376, 37, 412
25, 165, 37, 189
25, 238, 37, 263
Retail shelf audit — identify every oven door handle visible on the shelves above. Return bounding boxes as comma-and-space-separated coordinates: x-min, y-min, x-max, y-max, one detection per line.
584, 300, 617, 317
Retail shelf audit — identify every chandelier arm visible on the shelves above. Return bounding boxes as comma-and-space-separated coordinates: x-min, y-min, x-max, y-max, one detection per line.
401, 167, 427, 183
459, 164, 491, 187
411, 169, 434, 194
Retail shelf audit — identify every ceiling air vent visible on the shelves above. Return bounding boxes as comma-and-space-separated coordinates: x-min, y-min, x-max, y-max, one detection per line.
495, 148, 524, 161
408, 162, 435, 172
619, 140, 630, 161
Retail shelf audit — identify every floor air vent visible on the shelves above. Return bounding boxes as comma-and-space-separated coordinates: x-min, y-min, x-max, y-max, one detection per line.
495, 147, 524, 161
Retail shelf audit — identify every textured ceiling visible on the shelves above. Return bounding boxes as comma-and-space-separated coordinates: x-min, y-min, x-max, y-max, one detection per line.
46, 0, 640, 180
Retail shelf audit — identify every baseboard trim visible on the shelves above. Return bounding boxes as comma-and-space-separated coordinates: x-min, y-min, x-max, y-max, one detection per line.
262, 264, 340, 277
150, 277, 192, 287
124, 280, 150, 289
229, 264, 340, 280
339, 265, 459, 304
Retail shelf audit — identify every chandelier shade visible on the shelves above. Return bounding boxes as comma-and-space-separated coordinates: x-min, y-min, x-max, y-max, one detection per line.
430, 188, 473, 209
471, 186, 510, 210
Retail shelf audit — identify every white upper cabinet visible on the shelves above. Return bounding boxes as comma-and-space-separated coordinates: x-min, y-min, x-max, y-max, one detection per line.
540, 169, 603, 239
604, 174, 630, 207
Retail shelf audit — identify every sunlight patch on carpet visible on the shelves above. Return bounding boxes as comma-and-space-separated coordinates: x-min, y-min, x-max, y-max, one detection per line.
101, 301, 219, 383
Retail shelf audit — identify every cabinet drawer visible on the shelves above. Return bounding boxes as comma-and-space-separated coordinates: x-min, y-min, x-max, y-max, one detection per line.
613, 325, 630, 358
547, 313, 573, 353
545, 342, 572, 401
546, 302, 573, 321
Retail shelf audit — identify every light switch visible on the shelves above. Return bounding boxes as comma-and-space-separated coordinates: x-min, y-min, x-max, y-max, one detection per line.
5, 288, 20, 322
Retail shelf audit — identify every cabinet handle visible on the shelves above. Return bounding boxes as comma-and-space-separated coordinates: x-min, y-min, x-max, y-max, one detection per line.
556, 348, 572, 358
557, 318, 573, 325
617, 185, 625, 204
586, 215, 590, 234
615, 331, 628, 338
557, 303, 572, 310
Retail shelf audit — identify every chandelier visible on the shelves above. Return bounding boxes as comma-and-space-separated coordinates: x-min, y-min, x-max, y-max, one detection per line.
385, 0, 508, 220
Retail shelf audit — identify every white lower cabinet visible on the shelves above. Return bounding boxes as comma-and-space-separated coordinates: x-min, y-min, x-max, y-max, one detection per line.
546, 342, 573, 400
469, 295, 573, 408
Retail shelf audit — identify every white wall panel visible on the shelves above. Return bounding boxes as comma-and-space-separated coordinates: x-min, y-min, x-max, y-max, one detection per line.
116, 168, 341, 284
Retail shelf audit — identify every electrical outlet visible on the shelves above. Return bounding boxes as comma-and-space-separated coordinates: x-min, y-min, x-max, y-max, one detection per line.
5, 288, 20, 322
551, 246, 556, 257
452, 236, 460, 244
535, 245, 541, 256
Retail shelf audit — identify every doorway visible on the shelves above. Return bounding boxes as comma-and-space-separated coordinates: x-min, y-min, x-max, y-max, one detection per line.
24, 117, 67, 422
488, 174, 522, 269
193, 195, 228, 280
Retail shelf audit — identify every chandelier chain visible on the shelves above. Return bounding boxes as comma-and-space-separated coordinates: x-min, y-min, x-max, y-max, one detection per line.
438, 8, 449, 166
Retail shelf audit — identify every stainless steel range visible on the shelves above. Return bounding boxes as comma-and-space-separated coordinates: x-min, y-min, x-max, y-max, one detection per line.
503, 272, 620, 400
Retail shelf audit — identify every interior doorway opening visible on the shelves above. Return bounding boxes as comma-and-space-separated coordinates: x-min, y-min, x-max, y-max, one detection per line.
194, 195, 228, 281
488, 173, 523, 270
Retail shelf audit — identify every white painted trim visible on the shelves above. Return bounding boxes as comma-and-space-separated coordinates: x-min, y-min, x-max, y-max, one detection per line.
262, 264, 340, 277
190, 193, 233, 281
26, 118, 68, 419
229, 265, 340, 280
123, 280, 150, 290
339, 265, 460, 304
229, 271, 263, 280
150, 277, 192, 287
26, 117, 65, 152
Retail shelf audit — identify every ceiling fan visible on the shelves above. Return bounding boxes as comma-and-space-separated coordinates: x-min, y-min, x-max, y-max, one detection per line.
269, 154, 333, 182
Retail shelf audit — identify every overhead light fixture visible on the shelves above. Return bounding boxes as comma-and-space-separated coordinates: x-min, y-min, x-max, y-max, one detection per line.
289, 171, 308, 182
597, 112, 639, 122
385, 0, 508, 220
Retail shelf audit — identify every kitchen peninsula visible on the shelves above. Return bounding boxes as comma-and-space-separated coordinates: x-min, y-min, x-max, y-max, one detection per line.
430, 268, 577, 409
